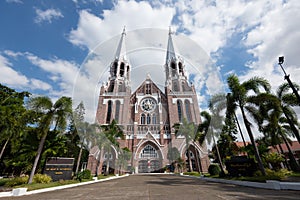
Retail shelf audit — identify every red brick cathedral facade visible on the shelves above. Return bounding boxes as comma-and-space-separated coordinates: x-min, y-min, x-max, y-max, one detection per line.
87, 28, 209, 174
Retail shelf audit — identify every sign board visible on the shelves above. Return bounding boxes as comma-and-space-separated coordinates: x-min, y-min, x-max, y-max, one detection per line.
225, 156, 257, 177
44, 157, 74, 181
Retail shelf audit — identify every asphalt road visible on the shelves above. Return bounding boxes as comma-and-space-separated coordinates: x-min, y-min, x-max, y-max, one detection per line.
6, 174, 300, 200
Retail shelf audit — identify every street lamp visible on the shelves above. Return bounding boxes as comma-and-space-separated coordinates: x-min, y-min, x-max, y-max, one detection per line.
278, 56, 300, 105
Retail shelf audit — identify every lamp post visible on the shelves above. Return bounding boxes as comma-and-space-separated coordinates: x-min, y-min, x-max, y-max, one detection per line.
278, 56, 300, 105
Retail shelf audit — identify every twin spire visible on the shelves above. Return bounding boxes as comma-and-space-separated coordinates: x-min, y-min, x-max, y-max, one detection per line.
113, 26, 177, 64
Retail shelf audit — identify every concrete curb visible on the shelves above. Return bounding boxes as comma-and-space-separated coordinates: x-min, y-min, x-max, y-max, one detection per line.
200, 176, 300, 191
0, 174, 129, 198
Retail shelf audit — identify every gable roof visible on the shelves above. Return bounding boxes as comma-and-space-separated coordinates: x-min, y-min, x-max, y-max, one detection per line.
133, 77, 164, 95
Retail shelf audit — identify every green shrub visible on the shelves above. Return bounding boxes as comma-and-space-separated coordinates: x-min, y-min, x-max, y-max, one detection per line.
253, 170, 263, 177
254, 168, 291, 180
77, 169, 92, 180
208, 164, 221, 176
264, 153, 284, 171
33, 174, 52, 184
183, 172, 200, 176
0, 178, 9, 186
5, 176, 29, 187
265, 168, 292, 180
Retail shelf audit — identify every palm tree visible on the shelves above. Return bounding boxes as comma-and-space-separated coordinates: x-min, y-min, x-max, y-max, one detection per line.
277, 117, 300, 171
276, 83, 300, 143
173, 118, 196, 172
117, 147, 131, 175
226, 93, 247, 147
74, 121, 89, 174
227, 74, 270, 176
87, 123, 108, 176
101, 120, 124, 174
201, 109, 226, 174
72, 101, 87, 174
248, 92, 300, 171
27, 96, 72, 184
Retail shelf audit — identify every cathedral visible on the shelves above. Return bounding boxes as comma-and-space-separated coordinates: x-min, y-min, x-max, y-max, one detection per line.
87, 28, 209, 174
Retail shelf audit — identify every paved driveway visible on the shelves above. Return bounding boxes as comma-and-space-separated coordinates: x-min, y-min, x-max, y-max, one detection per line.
6, 174, 300, 200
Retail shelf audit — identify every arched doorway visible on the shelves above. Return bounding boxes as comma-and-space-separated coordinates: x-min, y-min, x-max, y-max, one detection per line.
184, 146, 201, 172
102, 148, 117, 174
138, 144, 162, 173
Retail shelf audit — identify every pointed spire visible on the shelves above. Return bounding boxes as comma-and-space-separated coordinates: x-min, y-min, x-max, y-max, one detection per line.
165, 26, 176, 64
114, 26, 127, 60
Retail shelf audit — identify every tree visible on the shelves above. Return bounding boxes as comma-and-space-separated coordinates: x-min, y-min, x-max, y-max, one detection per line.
248, 92, 300, 171
216, 122, 238, 162
226, 93, 247, 148
174, 118, 197, 172
72, 101, 86, 174
276, 83, 300, 143
101, 120, 124, 174
117, 147, 131, 174
88, 123, 108, 176
227, 74, 270, 176
201, 108, 225, 174
167, 147, 181, 163
27, 96, 72, 184
0, 84, 30, 161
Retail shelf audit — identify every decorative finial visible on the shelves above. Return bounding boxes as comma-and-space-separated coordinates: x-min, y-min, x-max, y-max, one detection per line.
169, 26, 172, 35
122, 26, 126, 35
146, 73, 151, 79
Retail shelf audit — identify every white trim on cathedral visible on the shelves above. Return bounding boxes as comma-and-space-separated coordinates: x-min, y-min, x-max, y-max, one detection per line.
172, 98, 193, 104
103, 98, 124, 104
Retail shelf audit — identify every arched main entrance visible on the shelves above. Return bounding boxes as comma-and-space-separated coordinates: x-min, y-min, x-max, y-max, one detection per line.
138, 144, 162, 173
184, 145, 201, 172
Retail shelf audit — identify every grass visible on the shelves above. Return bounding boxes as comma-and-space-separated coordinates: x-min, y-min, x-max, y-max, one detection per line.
183, 170, 300, 183
16, 179, 82, 191
290, 172, 300, 177
0, 178, 9, 187
13, 174, 119, 191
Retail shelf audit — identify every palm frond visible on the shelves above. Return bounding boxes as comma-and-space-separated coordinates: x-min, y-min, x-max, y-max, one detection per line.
243, 76, 271, 93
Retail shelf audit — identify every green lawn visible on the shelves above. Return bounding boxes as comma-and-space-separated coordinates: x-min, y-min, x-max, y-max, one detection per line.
183, 171, 300, 182
16, 179, 84, 191
0, 174, 117, 192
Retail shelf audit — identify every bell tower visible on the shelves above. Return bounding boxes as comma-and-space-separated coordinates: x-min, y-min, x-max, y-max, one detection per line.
164, 28, 201, 125
106, 27, 131, 94
96, 27, 132, 125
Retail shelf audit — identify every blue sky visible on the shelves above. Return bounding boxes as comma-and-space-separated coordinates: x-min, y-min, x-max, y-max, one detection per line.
1, 0, 299, 140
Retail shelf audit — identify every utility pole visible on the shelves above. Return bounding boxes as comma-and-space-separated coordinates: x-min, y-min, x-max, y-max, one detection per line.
278, 56, 300, 105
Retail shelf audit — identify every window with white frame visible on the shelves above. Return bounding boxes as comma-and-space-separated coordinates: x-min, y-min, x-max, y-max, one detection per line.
140, 144, 158, 158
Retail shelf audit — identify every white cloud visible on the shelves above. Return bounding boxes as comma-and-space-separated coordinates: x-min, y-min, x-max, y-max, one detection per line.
4, 0, 296, 138
68, 0, 300, 98
34, 8, 64, 24
30, 79, 52, 90
68, 1, 229, 122
0, 54, 51, 91
166, 0, 300, 98
69, 0, 174, 49
241, 0, 300, 91
26, 54, 79, 97
6, 0, 23, 4
0, 55, 29, 87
